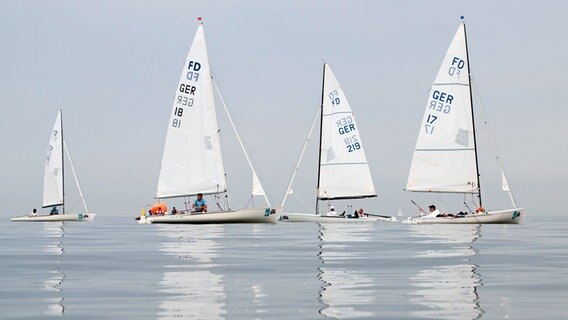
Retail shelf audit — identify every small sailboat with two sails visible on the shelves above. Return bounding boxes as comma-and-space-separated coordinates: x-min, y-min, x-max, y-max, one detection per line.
281, 63, 396, 222
11, 110, 95, 222
404, 18, 524, 224
138, 18, 280, 224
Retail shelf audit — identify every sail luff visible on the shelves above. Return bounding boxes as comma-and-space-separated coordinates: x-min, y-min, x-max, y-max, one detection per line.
317, 64, 377, 201
156, 22, 227, 199
61, 109, 65, 214
42, 110, 64, 208
462, 21, 483, 207
406, 23, 479, 194
315, 63, 326, 215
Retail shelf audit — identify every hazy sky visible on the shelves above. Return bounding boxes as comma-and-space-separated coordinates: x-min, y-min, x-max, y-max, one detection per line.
1, 1, 565, 218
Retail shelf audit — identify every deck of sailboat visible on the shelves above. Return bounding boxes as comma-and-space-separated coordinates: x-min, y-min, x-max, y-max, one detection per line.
11, 213, 96, 222
138, 207, 282, 224
281, 212, 397, 223
404, 208, 524, 224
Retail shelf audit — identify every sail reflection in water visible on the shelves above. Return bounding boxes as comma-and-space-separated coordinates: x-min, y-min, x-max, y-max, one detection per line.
42, 222, 65, 316
157, 224, 226, 319
318, 223, 376, 318
408, 225, 483, 319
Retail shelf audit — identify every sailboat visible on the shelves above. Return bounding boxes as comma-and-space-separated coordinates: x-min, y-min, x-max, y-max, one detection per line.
281, 63, 396, 222
404, 19, 524, 224
138, 18, 280, 224
11, 110, 96, 222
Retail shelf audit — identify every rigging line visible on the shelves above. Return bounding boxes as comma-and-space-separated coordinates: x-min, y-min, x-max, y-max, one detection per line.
471, 76, 518, 208
280, 105, 321, 207
211, 74, 271, 207
63, 140, 89, 212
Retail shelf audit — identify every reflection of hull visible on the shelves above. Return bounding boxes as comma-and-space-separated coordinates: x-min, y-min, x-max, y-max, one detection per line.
42, 222, 65, 317
158, 270, 226, 319
11, 213, 96, 222
318, 223, 376, 318
409, 223, 482, 319
282, 212, 396, 222
139, 207, 281, 224
157, 224, 226, 319
410, 264, 481, 319
404, 208, 524, 224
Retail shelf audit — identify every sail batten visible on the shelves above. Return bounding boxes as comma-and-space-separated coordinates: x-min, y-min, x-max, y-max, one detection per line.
318, 64, 376, 199
157, 24, 227, 199
406, 23, 478, 194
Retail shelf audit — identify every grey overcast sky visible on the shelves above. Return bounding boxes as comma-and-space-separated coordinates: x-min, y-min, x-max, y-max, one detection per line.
1, 1, 565, 217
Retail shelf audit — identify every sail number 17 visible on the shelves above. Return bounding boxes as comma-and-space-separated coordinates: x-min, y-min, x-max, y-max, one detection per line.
424, 114, 437, 134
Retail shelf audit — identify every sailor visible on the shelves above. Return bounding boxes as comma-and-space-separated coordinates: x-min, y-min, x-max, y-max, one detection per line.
50, 207, 59, 215
420, 205, 440, 218
193, 193, 208, 213
326, 206, 337, 216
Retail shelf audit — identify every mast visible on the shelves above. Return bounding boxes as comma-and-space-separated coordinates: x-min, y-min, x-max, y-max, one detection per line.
60, 109, 65, 214
315, 63, 326, 215
462, 18, 483, 208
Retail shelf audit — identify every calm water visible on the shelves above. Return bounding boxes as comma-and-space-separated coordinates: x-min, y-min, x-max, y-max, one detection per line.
0, 215, 566, 319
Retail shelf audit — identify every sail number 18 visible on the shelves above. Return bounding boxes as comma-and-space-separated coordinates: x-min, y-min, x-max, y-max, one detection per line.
172, 107, 184, 128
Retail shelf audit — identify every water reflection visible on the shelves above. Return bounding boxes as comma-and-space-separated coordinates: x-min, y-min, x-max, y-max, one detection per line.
157, 224, 227, 319
42, 222, 65, 316
408, 224, 483, 319
318, 223, 376, 318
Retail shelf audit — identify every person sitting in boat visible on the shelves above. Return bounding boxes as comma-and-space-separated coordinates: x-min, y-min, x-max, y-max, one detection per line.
31, 208, 37, 216
150, 203, 168, 215
357, 208, 367, 218
421, 205, 456, 218
476, 207, 485, 214
50, 207, 59, 215
193, 193, 208, 213
420, 205, 440, 218
171, 207, 178, 215
348, 209, 359, 218
326, 206, 338, 216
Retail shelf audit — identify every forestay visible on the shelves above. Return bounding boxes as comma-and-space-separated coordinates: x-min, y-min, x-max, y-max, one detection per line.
406, 23, 479, 194
157, 24, 227, 198
318, 64, 376, 200
43, 110, 64, 208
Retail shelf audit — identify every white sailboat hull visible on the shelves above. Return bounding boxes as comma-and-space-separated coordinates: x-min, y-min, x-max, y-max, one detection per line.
11, 213, 96, 222
138, 207, 281, 224
403, 208, 524, 224
281, 212, 397, 223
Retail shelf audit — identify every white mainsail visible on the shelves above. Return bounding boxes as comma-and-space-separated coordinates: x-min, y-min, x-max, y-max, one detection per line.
157, 23, 227, 198
318, 64, 376, 200
406, 23, 479, 194
43, 110, 64, 208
